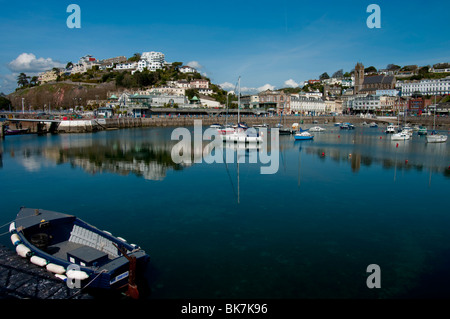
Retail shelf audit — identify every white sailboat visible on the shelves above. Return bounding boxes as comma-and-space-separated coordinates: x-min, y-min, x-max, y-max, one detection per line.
219, 77, 262, 143
426, 96, 447, 143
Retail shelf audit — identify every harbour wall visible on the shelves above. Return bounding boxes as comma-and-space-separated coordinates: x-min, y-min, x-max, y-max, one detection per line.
3, 115, 450, 134
98, 115, 450, 130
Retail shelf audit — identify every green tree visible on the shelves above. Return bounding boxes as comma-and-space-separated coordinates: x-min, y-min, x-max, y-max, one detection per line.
364, 66, 377, 73
332, 69, 344, 79
17, 73, 30, 87
0, 94, 11, 110
386, 64, 401, 71
128, 53, 141, 62
319, 72, 330, 80
115, 72, 125, 87
30, 76, 39, 86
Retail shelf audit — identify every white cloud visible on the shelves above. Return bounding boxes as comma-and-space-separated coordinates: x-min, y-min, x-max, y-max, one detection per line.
219, 82, 235, 90
186, 61, 202, 70
0, 73, 20, 94
7, 53, 65, 73
257, 84, 275, 92
220, 82, 276, 94
284, 79, 299, 88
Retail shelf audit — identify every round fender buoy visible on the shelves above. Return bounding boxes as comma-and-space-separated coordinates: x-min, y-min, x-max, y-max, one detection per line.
30, 255, 48, 267
16, 244, 32, 258
46, 263, 66, 275
10, 234, 21, 246
405, 159, 408, 164
396, 143, 398, 148
66, 270, 89, 281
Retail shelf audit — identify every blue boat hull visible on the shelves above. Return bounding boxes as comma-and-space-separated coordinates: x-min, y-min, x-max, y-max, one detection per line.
10, 207, 150, 292
294, 136, 314, 140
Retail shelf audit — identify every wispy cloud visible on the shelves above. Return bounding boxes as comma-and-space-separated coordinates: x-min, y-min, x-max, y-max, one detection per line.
186, 61, 202, 70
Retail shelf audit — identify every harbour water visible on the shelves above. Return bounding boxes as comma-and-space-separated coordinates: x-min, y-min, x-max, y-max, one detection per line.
0, 124, 449, 299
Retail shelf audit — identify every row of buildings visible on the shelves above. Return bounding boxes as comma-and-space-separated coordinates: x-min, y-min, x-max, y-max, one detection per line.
37, 54, 450, 116
37, 51, 189, 83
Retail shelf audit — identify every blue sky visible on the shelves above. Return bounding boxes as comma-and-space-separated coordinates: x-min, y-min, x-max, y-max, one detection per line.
1, 0, 449, 94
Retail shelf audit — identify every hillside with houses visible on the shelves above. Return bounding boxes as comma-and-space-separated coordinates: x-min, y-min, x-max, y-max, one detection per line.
4, 51, 450, 118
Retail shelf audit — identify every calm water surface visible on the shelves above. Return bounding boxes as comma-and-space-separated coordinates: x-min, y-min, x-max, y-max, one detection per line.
1, 124, 449, 299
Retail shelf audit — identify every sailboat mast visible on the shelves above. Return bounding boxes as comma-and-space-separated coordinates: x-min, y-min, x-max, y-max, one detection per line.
238, 76, 241, 124
433, 94, 436, 131
225, 93, 229, 127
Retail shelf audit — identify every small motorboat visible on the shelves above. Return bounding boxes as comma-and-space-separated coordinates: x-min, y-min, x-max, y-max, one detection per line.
253, 123, 269, 128
9, 207, 149, 298
417, 126, 427, 135
340, 123, 355, 130
274, 123, 293, 135
391, 131, 411, 141
209, 123, 222, 129
369, 122, 378, 128
220, 130, 263, 143
294, 131, 314, 140
385, 124, 397, 134
309, 126, 326, 132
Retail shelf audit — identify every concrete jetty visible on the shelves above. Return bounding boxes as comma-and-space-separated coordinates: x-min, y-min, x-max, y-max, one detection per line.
0, 245, 91, 299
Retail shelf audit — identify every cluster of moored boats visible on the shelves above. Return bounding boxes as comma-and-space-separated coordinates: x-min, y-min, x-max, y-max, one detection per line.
384, 123, 448, 143
210, 120, 448, 144
210, 122, 323, 141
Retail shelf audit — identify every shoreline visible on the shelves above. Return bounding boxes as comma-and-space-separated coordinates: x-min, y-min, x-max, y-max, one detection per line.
2, 115, 450, 135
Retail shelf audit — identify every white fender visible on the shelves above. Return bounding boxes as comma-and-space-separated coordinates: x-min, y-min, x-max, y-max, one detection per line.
10, 234, 21, 246
117, 237, 126, 242
30, 255, 48, 267
16, 244, 31, 258
46, 263, 66, 274
9, 222, 16, 233
66, 269, 89, 281
54, 274, 67, 281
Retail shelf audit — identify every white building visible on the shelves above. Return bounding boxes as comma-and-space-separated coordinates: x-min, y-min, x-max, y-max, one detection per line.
396, 77, 450, 96
190, 79, 209, 89
179, 66, 197, 73
200, 95, 221, 108
147, 87, 186, 96
38, 70, 58, 83
114, 62, 138, 71
303, 91, 323, 99
375, 89, 400, 96
290, 95, 326, 115
134, 51, 165, 73
348, 95, 396, 114
70, 55, 100, 74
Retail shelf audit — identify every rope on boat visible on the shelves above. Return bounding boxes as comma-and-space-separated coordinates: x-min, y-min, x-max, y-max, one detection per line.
66, 269, 108, 299
0, 209, 44, 230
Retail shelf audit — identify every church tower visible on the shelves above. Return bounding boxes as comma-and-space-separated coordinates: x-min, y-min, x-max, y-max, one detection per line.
354, 62, 364, 94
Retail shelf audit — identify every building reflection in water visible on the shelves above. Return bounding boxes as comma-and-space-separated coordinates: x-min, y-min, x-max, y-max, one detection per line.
1, 127, 449, 180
